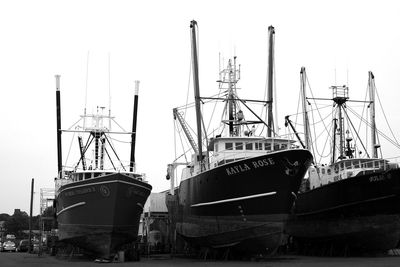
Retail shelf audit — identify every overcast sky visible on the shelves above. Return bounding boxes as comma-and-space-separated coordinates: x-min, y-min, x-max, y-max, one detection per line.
1, 0, 400, 215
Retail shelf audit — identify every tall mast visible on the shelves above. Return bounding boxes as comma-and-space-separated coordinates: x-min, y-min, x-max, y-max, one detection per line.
331, 85, 349, 161
190, 20, 203, 169
300, 67, 310, 149
228, 59, 235, 136
55, 75, 63, 176
267, 26, 275, 137
130, 80, 140, 172
368, 71, 378, 158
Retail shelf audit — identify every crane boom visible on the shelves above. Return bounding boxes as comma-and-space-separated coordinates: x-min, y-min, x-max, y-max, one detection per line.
173, 108, 199, 155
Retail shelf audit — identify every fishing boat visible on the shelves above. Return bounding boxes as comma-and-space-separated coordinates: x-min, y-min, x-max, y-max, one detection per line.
166, 21, 313, 256
286, 68, 400, 255
54, 76, 152, 259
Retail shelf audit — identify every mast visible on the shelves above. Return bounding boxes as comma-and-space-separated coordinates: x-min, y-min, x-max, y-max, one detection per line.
300, 67, 310, 149
331, 118, 337, 164
368, 71, 378, 158
190, 20, 204, 169
331, 85, 349, 161
55, 75, 63, 176
267, 26, 275, 137
228, 59, 235, 136
130, 80, 140, 172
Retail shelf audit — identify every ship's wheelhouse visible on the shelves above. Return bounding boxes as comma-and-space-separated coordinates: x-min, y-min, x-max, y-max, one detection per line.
308, 158, 395, 188
208, 136, 296, 168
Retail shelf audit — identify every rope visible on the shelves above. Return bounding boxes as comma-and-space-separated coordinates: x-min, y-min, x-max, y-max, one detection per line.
375, 82, 400, 146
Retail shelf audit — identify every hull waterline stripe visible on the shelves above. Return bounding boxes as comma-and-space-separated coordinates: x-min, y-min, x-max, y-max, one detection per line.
57, 202, 86, 216
58, 179, 151, 194
191, 191, 276, 208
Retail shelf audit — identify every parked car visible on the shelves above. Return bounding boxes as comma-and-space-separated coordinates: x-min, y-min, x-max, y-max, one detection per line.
17, 239, 29, 252
3, 241, 16, 252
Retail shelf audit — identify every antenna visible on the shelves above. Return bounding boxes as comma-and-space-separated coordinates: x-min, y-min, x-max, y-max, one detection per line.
84, 51, 89, 129
108, 52, 112, 130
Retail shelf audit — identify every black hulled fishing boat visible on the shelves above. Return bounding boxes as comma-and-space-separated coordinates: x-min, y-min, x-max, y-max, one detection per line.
166, 21, 313, 256
286, 69, 400, 254
54, 76, 151, 259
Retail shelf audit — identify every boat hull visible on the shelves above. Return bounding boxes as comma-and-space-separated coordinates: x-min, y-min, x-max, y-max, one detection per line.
287, 168, 400, 253
56, 173, 151, 258
172, 149, 313, 254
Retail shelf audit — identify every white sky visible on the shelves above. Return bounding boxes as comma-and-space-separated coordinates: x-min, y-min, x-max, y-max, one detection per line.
1, 0, 400, 215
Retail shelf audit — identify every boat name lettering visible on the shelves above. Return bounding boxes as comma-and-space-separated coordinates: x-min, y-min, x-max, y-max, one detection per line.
252, 158, 275, 169
225, 158, 274, 176
64, 186, 96, 197
126, 187, 146, 198
369, 174, 387, 182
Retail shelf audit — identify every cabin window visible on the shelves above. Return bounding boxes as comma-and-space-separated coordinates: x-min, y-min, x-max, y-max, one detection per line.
245, 143, 253, 150
265, 143, 271, 151
340, 162, 344, 170
255, 142, 263, 150
235, 142, 243, 150
274, 144, 280, 151
345, 161, 352, 168
215, 143, 219, 152
354, 161, 360, 168
281, 144, 288, 150
367, 162, 373, 168
225, 143, 233, 150
321, 168, 325, 174
327, 168, 331, 175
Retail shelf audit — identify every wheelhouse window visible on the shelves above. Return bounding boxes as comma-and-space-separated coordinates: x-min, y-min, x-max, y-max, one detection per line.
225, 142, 233, 150
245, 143, 253, 150
255, 142, 263, 150
265, 143, 271, 151
235, 142, 243, 150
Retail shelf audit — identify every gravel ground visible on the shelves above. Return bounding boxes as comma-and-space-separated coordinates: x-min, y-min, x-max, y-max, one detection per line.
1, 252, 400, 267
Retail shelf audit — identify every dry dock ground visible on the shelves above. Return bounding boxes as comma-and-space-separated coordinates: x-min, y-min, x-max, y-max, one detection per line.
2, 252, 400, 267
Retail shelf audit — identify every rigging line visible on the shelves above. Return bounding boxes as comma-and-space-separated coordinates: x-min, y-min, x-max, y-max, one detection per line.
64, 130, 76, 168
103, 147, 116, 171
111, 118, 127, 132
286, 103, 332, 118
176, 119, 189, 162
309, 108, 335, 127
184, 28, 193, 122
103, 134, 126, 171
310, 101, 332, 161
206, 83, 223, 133
74, 134, 94, 169
342, 106, 370, 158
108, 136, 131, 144
347, 106, 400, 150
375, 83, 400, 146
356, 83, 369, 140
67, 118, 83, 131
306, 75, 333, 144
